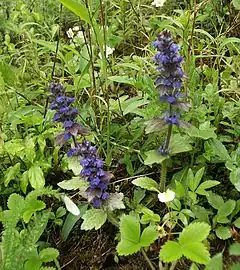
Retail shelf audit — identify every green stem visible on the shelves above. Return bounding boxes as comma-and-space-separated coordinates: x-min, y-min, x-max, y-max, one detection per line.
141, 249, 156, 270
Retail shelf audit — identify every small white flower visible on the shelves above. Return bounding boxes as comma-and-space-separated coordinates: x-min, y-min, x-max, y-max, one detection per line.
99, 46, 114, 59
158, 189, 175, 203
66, 28, 74, 39
72, 26, 80, 32
151, 0, 166, 7
62, 195, 80, 216
76, 31, 84, 40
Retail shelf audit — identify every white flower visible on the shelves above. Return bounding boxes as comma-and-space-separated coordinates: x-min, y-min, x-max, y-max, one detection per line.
76, 31, 84, 40
151, 0, 166, 7
99, 46, 114, 59
72, 26, 80, 31
66, 28, 74, 39
62, 195, 80, 216
158, 189, 175, 203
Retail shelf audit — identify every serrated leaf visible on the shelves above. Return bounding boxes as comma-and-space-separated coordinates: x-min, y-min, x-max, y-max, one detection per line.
183, 242, 210, 265
144, 150, 167, 166
196, 180, 220, 195
132, 177, 158, 192
4, 163, 21, 186
179, 222, 211, 245
117, 215, 141, 255
229, 243, 240, 256
58, 177, 89, 191
104, 192, 125, 211
7, 194, 25, 211
23, 199, 46, 223
139, 225, 158, 247
81, 209, 107, 230
215, 226, 232, 240
28, 165, 45, 190
160, 241, 183, 262
24, 259, 42, 270
205, 253, 223, 270
39, 248, 59, 262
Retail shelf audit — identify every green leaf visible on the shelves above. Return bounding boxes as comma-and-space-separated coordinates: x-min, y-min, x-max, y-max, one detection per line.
230, 263, 240, 270
169, 134, 192, 155
185, 125, 216, 140
160, 241, 183, 262
108, 75, 135, 85
104, 192, 125, 211
132, 177, 158, 192
117, 215, 141, 255
207, 191, 224, 210
7, 194, 25, 211
23, 199, 46, 223
28, 165, 45, 190
60, 0, 91, 23
217, 200, 236, 217
39, 248, 59, 262
24, 259, 42, 270
215, 226, 232, 240
67, 156, 82, 176
61, 204, 88, 241
123, 99, 149, 116
144, 150, 167, 166
234, 217, 240, 228
139, 225, 158, 247
205, 253, 223, 270
81, 209, 107, 230
179, 222, 211, 245
230, 168, 240, 192
233, 0, 240, 10
207, 139, 230, 161
58, 177, 89, 191
229, 243, 240, 256
4, 163, 21, 186
183, 242, 210, 265
196, 180, 220, 196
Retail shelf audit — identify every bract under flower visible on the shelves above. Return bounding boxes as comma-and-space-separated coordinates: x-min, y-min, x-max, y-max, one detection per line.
62, 195, 80, 216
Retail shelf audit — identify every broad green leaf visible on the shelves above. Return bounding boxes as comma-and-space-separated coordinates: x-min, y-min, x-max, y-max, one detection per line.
170, 134, 192, 155
188, 169, 196, 192
139, 225, 158, 247
179, 222, 211, 245
60, 0, 90, 24
39, 248, 59, 262
20, 171, 29, 194
190, 264, 199, 270
67, 156, 82, 176
4, 163, 21, 186
61, 204, 88, 241
215, 226, 231, 240
183, 242, 210, 265
81, 209, 107, 230
24, 259, 42, 270
160, 241, 183, 262
234, 217, 240, 228
233, 0, 240, 10
230, 168, 240, 192
144, 150, 167, 166
185, 125, 216, 140
145, 118, 165, 134
205, 253, 223, 270
229, 243, 240, 256
207, 139, 230, 161
23, 199, 46, 223
132, 177, 158, 192
207, 191, 224, 210
196, 180, 220, 196
217, 200, 236, 217
58, 177, 89, 191
28, 165, 45, 190
108, 75, 135, 85
7, 194, 25, 211
104, 192, 125, 211
123, 99, 150, 116
117, 215, 141, 255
